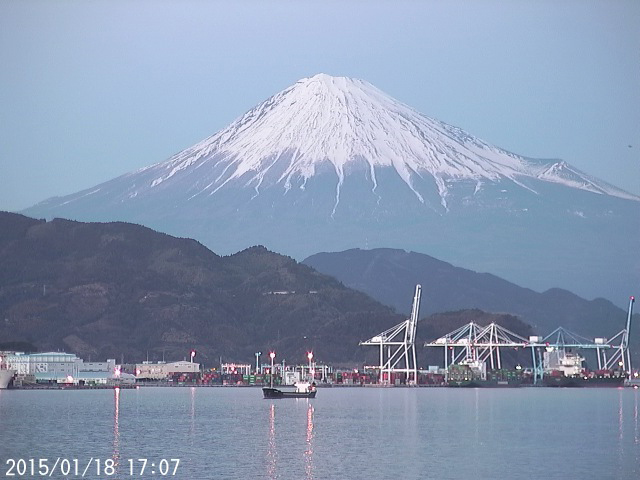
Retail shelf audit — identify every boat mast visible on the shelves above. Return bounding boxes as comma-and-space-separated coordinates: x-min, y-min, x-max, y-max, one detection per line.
269, 352, 275, 388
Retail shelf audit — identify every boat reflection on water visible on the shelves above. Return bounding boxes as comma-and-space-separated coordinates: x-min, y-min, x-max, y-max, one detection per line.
112, 387, 120, 470
266, 401, 315, 480
305, 403, 314, 479
189, 386, 196, 446
267, 404, 277, 479
635, 391, 640, 468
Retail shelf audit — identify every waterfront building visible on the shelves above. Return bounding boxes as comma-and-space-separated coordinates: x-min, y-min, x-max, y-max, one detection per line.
4, 352, 81, 383
135, 361, 200, 380
3, 352, 133, 385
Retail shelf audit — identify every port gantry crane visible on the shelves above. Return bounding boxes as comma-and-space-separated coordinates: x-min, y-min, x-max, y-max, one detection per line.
424, 322, 530, 382
424, 295, 635, 384
528, 296, 635, 381
360, 284, 422, 385
528, 327, 612, 383
596, 295, 635, 376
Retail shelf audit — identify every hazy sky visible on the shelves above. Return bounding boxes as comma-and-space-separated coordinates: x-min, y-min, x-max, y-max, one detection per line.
1, 0, 638, 212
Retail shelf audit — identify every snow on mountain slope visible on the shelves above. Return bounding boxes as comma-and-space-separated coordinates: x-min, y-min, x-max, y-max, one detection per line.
137, 73, 637, 212
21, 74, 639, 304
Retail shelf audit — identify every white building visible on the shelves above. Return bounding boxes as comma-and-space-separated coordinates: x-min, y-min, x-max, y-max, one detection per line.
135, 361, 200, 380
81, 359, 116, 372
4, 352, 81, 383
77, 359, 135, 385
4, 352, 133, 385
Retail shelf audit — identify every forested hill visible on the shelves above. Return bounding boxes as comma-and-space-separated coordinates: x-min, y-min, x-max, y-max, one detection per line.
0, 212, 534, 367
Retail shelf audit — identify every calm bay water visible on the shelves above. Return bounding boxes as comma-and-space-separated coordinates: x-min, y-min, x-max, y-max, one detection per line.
0, 387, 638, 479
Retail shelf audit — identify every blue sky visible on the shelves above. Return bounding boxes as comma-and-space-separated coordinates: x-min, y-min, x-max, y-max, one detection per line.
1, 0, 638, 211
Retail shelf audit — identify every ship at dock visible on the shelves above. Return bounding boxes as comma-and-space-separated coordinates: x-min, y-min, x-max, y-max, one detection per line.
445, 360, 527, 388
535, 298, 634, 387
541, 349, 626, 387
424, 296, 636, 388
359, 285, 637, 387
0, 354, 15, 389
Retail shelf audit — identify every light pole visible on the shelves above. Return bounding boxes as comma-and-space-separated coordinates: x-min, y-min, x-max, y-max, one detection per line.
270, 352, 276, 388
255, 352, 261, 374
307, 352, 314, 382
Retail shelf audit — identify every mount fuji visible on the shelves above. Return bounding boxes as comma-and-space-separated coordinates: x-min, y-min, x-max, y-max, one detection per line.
22, 74, 639, 303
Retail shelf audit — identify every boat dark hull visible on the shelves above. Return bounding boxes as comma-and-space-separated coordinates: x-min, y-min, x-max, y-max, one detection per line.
542, 375, 625, 387
446, 379, 522, 388
262, 387, 317, 399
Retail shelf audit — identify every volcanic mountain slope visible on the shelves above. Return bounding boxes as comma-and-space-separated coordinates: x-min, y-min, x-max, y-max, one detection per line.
0, 212, 538, 367
22, 74, 640, 303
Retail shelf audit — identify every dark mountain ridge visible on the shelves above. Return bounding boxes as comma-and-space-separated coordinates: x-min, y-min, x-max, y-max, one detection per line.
0, 212, 391, 364
0, 212, 538, 368
304, 248, 639, 362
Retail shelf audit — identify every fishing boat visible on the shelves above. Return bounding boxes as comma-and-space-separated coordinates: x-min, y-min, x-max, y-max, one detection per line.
262, 382, 317, 399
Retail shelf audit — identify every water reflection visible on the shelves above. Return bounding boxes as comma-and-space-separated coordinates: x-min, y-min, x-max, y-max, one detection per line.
617, 389, 624, 470
112, 387, 120, 470
265, 400, 314, 479
618, 390, 624, 442
189, 387, 196, 446
305, 403, 314, 479
267, 403, 277, 479
474, 388, 480, 443
635, 391, 639, 446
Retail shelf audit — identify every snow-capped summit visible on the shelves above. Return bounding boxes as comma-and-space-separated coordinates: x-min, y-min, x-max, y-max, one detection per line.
142, 73, 637, 211
23, 74, 639, 303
